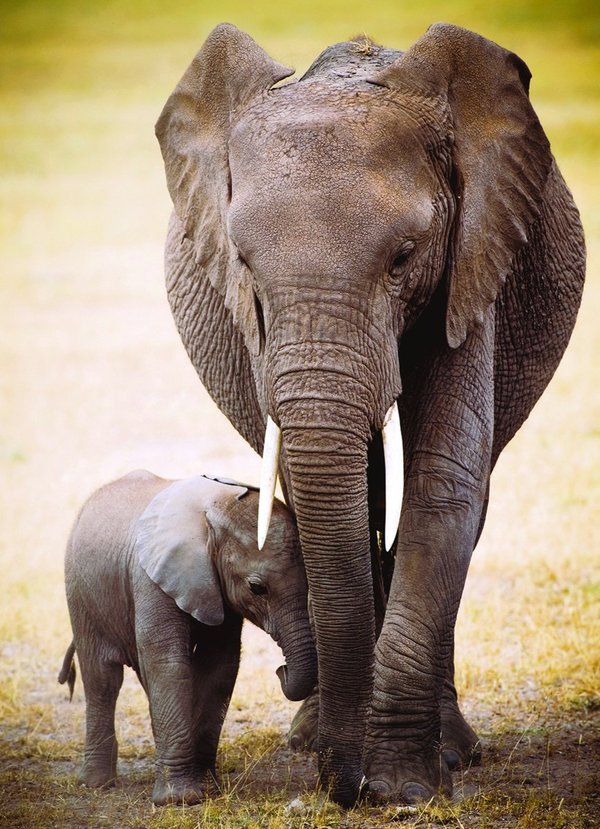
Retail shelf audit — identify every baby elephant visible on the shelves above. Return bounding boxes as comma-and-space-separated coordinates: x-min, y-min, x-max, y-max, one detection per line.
59, 470, 316, 806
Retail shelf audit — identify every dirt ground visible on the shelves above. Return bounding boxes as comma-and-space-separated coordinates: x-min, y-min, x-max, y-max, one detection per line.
1, 625, 598, 829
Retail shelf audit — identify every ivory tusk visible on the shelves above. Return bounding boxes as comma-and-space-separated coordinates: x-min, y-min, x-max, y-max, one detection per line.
382, 402, 404, 551
257, 415, 281, 549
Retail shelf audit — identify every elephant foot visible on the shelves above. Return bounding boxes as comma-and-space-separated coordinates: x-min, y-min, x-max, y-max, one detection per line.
287, 687, 319, 753
152, 767, 218, 807
441, 702, 482, 770
318, 751, 364, 809
363, 747, 452, 806
78, 765, 117, 789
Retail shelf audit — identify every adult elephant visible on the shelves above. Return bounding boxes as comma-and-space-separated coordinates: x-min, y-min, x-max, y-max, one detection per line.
155, 23, 585, 806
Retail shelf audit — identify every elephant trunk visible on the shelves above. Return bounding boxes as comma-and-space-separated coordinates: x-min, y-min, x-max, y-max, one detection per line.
261, 293, 401, 805
274, 597, 318, 701
276, 392, 376, 805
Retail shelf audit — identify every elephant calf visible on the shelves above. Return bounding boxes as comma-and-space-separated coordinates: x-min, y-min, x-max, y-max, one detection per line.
59, 470, 316, 806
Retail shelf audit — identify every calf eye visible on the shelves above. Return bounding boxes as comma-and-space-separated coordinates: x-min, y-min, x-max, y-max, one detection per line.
247, 575, 268, 595
390, 241, 416, 276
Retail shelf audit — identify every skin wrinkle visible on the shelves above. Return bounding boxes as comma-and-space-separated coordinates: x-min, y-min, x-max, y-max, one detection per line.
291, 478, 367, 504
279, 444, 368, 462
294, 487, 368, 512
278, 407, 374, 439
270, 345, 392, 402
268, 303, 392, 355
167, 232, 265, 453
266, 298, 399, 429
274, 342, 378, 374
273, 383, 377, 414
408, 448, 484, 486
375, 657, 440, 693
377, 629, 440, 673
272, 360, 381, 388
278, 403, 372, 436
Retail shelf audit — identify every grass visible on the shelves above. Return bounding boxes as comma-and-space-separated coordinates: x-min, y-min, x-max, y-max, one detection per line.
1, 0, 598, 827
1, 719, 597, 828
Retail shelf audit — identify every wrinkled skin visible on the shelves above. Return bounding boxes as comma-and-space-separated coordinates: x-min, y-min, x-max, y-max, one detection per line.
61, 471, 316, 806
156, 24, 586, 806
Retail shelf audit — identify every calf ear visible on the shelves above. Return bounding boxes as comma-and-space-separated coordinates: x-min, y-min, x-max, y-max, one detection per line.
135, 477, 225, 625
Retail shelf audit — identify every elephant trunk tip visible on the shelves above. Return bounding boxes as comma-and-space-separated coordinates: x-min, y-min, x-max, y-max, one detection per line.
276, 662, 317, 702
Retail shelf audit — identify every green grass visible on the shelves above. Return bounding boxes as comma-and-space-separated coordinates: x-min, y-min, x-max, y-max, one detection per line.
1, 1, 598, 827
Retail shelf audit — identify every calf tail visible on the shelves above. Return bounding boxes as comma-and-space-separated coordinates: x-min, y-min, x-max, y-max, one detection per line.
58, 641, 77, 701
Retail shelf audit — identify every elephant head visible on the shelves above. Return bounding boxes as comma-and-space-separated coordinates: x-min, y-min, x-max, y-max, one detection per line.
136, 475, 317, 702
155, 23, 579, 805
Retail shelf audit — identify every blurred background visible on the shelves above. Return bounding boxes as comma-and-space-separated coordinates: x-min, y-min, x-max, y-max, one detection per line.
0, 0, 598, 800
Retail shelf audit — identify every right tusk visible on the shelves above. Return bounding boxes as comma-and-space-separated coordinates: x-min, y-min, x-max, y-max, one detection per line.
257, 415, 281, 549
382, 401, 404, 552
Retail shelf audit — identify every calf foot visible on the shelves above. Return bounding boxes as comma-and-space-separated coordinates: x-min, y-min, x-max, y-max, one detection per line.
78, 761, 117, 789
152, 767, 217, 807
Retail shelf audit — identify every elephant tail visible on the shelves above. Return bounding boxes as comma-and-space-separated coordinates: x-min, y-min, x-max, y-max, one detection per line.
58, 641, 77, 701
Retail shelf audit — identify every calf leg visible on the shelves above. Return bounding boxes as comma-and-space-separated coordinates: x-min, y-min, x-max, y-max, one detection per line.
78, 654, 123, 787
188, 615, 243, 786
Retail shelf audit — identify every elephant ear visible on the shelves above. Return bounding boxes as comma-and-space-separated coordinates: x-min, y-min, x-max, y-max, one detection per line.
371, 23, 552, 348
155, 24, 294, 355
135, 476, 240, 626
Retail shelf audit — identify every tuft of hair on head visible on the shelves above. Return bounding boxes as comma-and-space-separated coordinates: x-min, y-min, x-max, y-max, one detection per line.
349, 34, 379, 56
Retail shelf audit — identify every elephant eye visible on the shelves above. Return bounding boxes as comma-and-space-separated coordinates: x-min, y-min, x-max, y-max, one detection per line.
389, 241, 416, 276
247, 575, 268, 596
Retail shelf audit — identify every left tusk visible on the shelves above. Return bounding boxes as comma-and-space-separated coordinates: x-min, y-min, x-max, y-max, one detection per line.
257, 415, 281, 550
382, 402, 404, 551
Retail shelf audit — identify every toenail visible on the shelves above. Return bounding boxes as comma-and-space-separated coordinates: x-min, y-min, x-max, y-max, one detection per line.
401, 781, 430, 803
366, 779, 392, 801
443, 748, 460, 770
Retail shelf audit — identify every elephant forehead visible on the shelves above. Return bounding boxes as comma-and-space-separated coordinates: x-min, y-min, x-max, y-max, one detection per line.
231, 87, 435, 191
229, 91, 437, 266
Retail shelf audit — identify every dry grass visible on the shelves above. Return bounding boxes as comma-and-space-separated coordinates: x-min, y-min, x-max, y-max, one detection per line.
1, 1, 598, 826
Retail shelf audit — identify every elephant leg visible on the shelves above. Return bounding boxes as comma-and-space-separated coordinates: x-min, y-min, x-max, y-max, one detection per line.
139, 610, 242, 806
364, 314, 494, 804
441, 492, 488, 770
135, 599, 207, 806
141, 649, 206, 805
440, 635, 482, 769
78, 654, 123, 788
187, 616, 243, 785
364, 471, 487, 803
